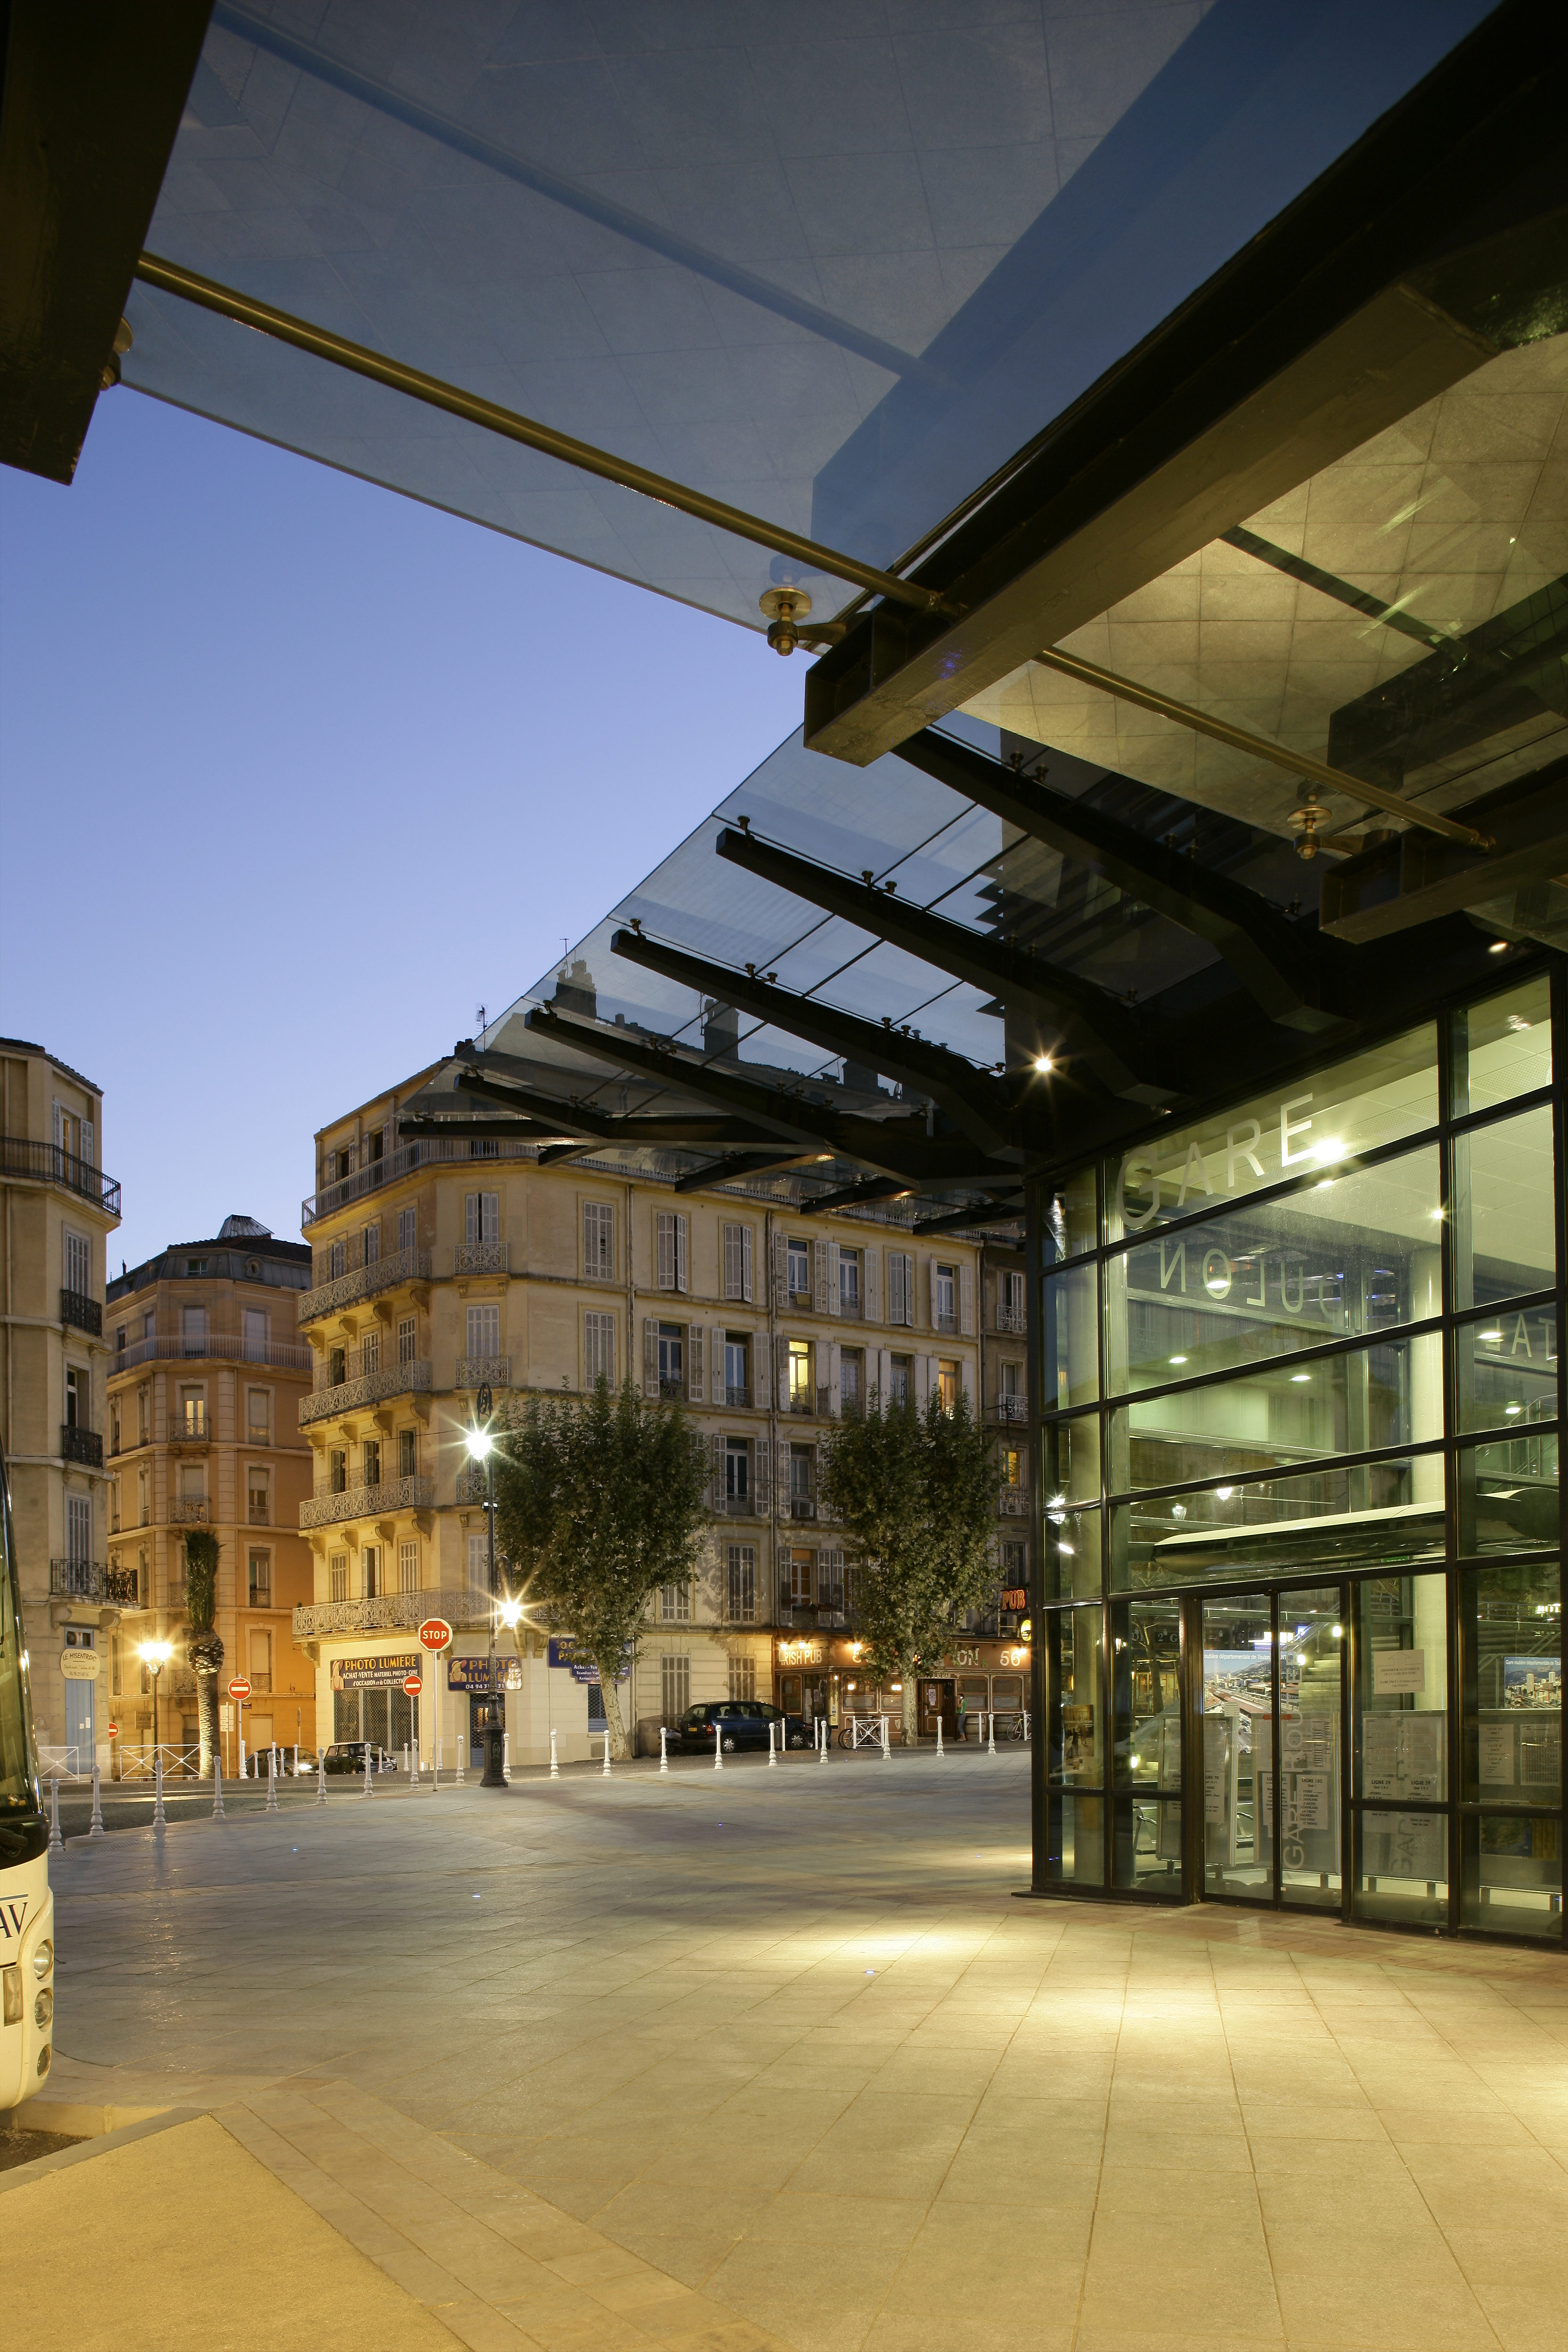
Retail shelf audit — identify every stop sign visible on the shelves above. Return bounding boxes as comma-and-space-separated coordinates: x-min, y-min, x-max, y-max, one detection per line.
403, 1673, 422, 1696
229, 1676, 252, 1700
418, 1618, 452, 1653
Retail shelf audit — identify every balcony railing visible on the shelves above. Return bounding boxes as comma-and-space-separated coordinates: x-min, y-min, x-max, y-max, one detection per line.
934, 1309, 959, 1334
0, 1136, 121, 1215
298, 1359, 433, 1426
293, 1583, 490, 1637
454, 1356, 511, 1390
725, 1384, 752, 1409
109, 1333, 313, 1374
992, 1394, 1029, 1424
996, 1304, 1027, 1335
60, 1289, 102, 1336
717, 1492, 758, 1517
297, 1246, 432, 1325
999, 1486, 1027, 1517
300, 1474, 435, 1530
60, 1425, 103, 1468
454, 1462, 490, 1505
106, 1563, 141, 1607
170, 1498, 210, 1524
169, 1411, 210, 1443
303, 1133, 543, 1225
49, 1558, 103, 1599
454, 1241, 508, 1275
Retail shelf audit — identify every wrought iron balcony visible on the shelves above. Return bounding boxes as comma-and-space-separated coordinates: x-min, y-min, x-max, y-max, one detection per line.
454, 1356, 511, 1390
996, 1304, 1028, 1335
991, 1394, 1029, 1424
60, 1288, 102, 1336
934, 1309, 959, 1334
454, 1241, 508, 1275
717, 1492, 759, 1518
0, 1136, 121, 1215
60, 1425, 103, 1468
109, 1332, 313, 1374
106, 1563, 142, 1607
49, 1557, 104, 1599
300, 1474, 435, 1531
453, 1462, 490, 1505
293, 1583, 490, 1637
298, 1358, 433, 1426
725, 1384, 752, 1408
169, 1410, 210, 1444
999, 1485, 1027, 1517
170, 1498, 210, 1524
296, 1246, 431, 1326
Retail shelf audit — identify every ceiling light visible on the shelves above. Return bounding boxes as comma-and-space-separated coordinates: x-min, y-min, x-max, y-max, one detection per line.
1033, 1054, 1054, 1074
1505, 1403, 1523, 1416
1479, 1330, 1503, 1344
1290, 1372, 1311, 1383
1170, 1503, 1186, 1520
1215, 1486, 1233, 1502
1488, 940, 1508, 954
1169, 1354, 1187, 1366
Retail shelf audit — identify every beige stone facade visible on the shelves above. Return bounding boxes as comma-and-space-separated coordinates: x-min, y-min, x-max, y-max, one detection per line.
105, 1221, 318, 1770
0, 1038, 120, 1768
294, 1070, 1019, 1765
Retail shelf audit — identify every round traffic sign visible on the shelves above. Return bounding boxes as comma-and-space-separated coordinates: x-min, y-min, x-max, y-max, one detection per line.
418, 1617, 453, 1653
107, 1720, 119, 1738
228, 1676, 252, 1700
403, 1673, 422, 1696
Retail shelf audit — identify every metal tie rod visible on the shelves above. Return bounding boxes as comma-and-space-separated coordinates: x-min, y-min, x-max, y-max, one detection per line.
133, 253, 961, 621
1031, 645, 1493, 851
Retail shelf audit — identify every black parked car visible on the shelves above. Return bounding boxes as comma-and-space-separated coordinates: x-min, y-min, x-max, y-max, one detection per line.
665, 1701, 808, 1755
320, 1740, 398, 1775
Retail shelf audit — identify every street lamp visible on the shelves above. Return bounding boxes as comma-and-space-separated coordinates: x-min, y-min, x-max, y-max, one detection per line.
139, 1638, 173, 1759
465, 1393, 506, 1789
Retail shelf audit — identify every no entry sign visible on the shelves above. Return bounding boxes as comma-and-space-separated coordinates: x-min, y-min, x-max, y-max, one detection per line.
403, 1673, 423, 1696
418, 1617, 453, 1653
228, 1677, 252, 1701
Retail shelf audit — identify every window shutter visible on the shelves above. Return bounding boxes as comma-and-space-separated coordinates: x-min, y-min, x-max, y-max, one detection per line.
482, 1192, 499, 1244
53, 1100, 65, 1152
916, 1354, 932, 1408
865, 1247, 879, 1323
772, 1229, 788, 1309
814, 1238, 830, 1314
710, 1431, 725, 1512
676, 1213, 689, 1295
686, 1323, 703, 1405
827, 1340, 841, 1418
81, 1117, 95, 1170
723, 1223, 739, 1299
741, 1225, 753, 1303
656, 1212, 674, 1290
465, 1193, 478, 1248
711, 1332, 726, 1406
961, 1356, 975, 1402
775, 1332, 790, 1411
960, 1263, 975, 1337
753, 1435, 770, 1513
826, 1241, 840, 1314
775, 1439, 789, 1520
926, 1256, 936, 1329
643, 1317, 660, 1398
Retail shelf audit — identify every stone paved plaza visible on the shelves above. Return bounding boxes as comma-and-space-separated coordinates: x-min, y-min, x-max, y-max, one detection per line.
8, 1750, 1568, 2352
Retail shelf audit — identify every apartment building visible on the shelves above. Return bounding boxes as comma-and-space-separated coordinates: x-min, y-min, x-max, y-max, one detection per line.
105, 1219, 318, 1766
0, 1040, 121, 1767
292, 1062, 1016, 1765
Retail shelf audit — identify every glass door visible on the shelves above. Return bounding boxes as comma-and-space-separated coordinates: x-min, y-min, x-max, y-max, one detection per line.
1275, 1587, 1345, 1911
1200, 1594, 1273, 1900
1199, 1586, 1347, 1910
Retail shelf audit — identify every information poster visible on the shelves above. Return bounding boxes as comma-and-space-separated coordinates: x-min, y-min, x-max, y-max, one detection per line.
1203, 1715, 1230, 1826
1372, 1648, 1426, 1696
1478, 1722, 1515, 1785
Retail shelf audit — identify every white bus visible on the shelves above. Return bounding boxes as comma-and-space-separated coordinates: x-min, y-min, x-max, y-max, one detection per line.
1, 1446, 54, 2108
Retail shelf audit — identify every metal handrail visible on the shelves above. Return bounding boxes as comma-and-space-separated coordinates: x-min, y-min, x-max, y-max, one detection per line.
297, 1246, 431, 1325
299, 1359, 433, 1425
300, 1474, 435, 1530
0, 1136, 121, 1213
110, 1333, 313, 1373
293, 1584, 490, 1636
60, 1288, 103, 1335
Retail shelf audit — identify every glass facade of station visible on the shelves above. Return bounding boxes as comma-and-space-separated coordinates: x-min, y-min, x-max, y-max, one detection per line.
1037, 967, 1564, 1944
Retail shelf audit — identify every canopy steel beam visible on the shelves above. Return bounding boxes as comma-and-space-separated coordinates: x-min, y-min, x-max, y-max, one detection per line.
672, 1149, 828, 1194
895, 729, 1350, 1032
913, 1199, 1026, 1238
804, 1175, 915, 1213
713, 826, 1171, 1099
610, 926, 1016, 1153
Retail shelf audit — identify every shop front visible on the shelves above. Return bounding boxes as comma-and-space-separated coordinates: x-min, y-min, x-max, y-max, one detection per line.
1035, 970, 1565, 1944
775, 1633, 1032, 1743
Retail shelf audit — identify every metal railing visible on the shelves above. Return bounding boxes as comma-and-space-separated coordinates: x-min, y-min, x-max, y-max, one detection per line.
296, 1246, 431, 1325
298, 1358, 432, 1426
725, 1384, 752, 1408
999, 1486, 1027, 1517
934, 1309, 959, 1334
170, 1498, 210, 1524
106, 1564, 141, 1607
170, 1410, 210, 1442
303, 1135, 539, 1225
300, 1474, 435, 1530
996, 1304, 1027, 1335
109, 1333, 313, 1374
0, 1136, 121, 1214
454, 1241, 508, 1275
293, 1583, 490, 1636
60, 1288, 102, 1336
992, 1394, 1029, 1423
60, 1424, 103, 1468
453, 1463, 489, 1505
49, 1558, 103, 1598
454, 1355, 511, 1390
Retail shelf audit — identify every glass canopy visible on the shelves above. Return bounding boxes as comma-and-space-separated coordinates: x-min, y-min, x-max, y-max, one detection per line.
121, 0, 1497, 634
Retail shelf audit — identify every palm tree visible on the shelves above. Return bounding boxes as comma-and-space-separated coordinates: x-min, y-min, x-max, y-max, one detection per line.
183, 1528, 223, 1778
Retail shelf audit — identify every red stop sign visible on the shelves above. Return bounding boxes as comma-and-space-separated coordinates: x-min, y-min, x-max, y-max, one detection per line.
229, 1677, 252, 1700
418, 1618, 452, 1653
403, 1673, 422, 1696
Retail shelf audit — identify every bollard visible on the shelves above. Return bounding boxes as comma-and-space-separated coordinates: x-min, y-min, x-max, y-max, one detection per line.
602, 1731, 612, 1778
89, 1764, 105, 1837
212, 1756, 226, 1820
936, 1718, 945, 1758
317, 1752, 327, 1806
238, 1737, 246, 1781
293, 1742, 299, 1779
503, 1733, 511, 1785
362, 1744, 374, 1798
987, 1711, 996, 1757
48, 1779, 64, 1855
267, 1748, 279, 1812
768, 1721, 777, 1769
455, 1738, 465, 1788
659, 1724, 669, 1775
818, 1718, 827, 1763
548, 1727, 559, 1780
881, 1715, 890, 1760
403, 1742, 409, 1776
153, 1753, 167, 1830
435, 1738, 443, 1789
713, 1721, 724, 1771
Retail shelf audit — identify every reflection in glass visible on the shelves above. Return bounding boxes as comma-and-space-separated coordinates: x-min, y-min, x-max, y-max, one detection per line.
1041, 1261, 1098, 1410
1462, 1560, 1561, 1803
1114, 1797, 1183, 1891
1456, 976, 1552, 1118
1274, 1589, 1343, 1910
1461, 1816, 1562, 1937
1043, 1413, 1100, 1508
1454, 1105, 1556, 1311
1456, 1434, 1560, 1557
1113, 1455, 1442, 1592
1045, 1505, 1101, 1603
1112, 1600, 1181, 1789
1104, 1146, 1439, 1396
1045, 1167, 1097, 1265
1355, 1574, 1449, 1798
1356, 1809, 1449, 1928
1046, 1606, 1102, 1788
1045, 1792, 1104, 1889
1201, 1594, 1272, 1899
1108, 1336, 1420, 1498
1456, 1305, 1558, 1436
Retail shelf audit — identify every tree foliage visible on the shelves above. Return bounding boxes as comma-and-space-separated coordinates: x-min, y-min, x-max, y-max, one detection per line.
819, 1390, 997, 1738
491, 1378, 710, 1756
182, 1528, 223, 1779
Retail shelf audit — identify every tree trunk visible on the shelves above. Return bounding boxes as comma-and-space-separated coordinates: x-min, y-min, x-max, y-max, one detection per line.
594, 1657, 630, 1759
901, 1671, 920, 1748
189, 1632, 224, 1779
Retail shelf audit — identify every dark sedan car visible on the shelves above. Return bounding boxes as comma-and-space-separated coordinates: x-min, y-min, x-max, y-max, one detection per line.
320, 1740, 398, 1775
665, 1701, 808, 1755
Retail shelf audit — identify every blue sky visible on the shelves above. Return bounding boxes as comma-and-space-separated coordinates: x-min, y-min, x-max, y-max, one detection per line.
0, 391, 800, 1271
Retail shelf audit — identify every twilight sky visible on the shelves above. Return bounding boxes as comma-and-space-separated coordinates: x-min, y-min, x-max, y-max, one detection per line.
0, 391, 800, 1273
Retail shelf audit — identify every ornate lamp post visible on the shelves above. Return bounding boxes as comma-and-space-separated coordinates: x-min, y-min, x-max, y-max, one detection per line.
139, 1637, 173, 1760
466, 1387, 506, 1789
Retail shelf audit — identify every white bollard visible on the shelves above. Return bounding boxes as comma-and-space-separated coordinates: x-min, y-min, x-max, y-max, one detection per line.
881, 1715, 890, 1759
89, 1764, 105, 1836
435, 1738, 443, 1789
267, 1748, 279, 1812
818, 1718, 828, 1762
987, 1710, 996, 1757
659, 1724, 669, 1775
713, 1720, 724, 1771
503, 1733, 511, 1784
602, 1731, 612, 1778
153, 1753, 167, 1829
48, 1779, 64, 1854
362, 1744, 374, 1798
768, 1721, 777, 1769
936, 1718, 945, 1758
455, 1737, 465, 1788
238, 1737, 246, 1780
212, 1757, 226, 1820
293, 1743, 299, 1778
403, 1742, 409, 1776
316, 1753, 327, 1806
548, 1727, 559, 1780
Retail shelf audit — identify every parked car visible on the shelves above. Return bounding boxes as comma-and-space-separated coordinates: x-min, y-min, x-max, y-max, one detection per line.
320, 1740, 398, 1775
665, 1701, 808, 1755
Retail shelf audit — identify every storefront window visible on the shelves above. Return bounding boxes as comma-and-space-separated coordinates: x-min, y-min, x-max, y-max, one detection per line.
1455, 1303, 1557, 1435
1112, 1598, 1183, 1886
1046, 1607, 1103, 1788
1045, 1505, 1100, 1603
1455, 1433, 1559, 1558
1041, 1260, 1098, 1410
1275, 1589, 1344, 1911
1353, 1574, 1449, 1928
1453, 1103, 1556, 1311
1103, 1145, 1440, 1396
1454, 975, 1552, 1117
1200, 1594, 1271, 1900
1043, 1411, 1100, 1505
1112, 1455, 1443, 1592
1045, 1166, 1098, 1264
